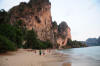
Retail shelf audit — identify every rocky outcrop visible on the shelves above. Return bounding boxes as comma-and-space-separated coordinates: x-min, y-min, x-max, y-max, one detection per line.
9, 0, 71, 48
52, 21, 71, 48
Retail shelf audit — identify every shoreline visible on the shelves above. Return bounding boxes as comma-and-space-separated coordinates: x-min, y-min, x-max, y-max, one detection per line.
0, 49, 70, 66
1, 47, 100, 66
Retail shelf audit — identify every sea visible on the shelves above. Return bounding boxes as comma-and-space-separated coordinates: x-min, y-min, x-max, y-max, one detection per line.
57, 46, 100, 66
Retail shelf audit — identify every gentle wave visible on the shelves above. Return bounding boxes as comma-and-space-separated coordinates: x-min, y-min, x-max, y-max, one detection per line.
57, 46, 100, 65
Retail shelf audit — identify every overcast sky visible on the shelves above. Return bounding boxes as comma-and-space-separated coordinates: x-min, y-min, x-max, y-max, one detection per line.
0, 0, 100, 41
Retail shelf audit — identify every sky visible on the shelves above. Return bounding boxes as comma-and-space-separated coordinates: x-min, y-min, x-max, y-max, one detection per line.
0, 0, 100, 41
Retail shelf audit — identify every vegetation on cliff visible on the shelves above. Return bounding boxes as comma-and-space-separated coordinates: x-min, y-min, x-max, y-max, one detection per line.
0, 0, 87, 53
0, 10, 23, 52
0, 24, 23, 48
8, 0, 72, 48
52, 21, 58, 29
0, 9, 10, 24
23, 29, 53, 49
62, 39, 87, 49
0, 9, 53, 53
9, 0, 56, 46
0, 35, 16, 53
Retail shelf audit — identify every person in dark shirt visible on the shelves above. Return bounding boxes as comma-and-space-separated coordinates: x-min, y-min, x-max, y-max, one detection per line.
39, 50, 42, 55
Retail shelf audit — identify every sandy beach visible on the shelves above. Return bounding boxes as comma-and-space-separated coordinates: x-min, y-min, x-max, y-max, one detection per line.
1, 48, 100, 66
0, 49, 69, 66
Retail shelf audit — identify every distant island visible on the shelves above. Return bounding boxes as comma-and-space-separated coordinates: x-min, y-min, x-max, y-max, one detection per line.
80, 37, 100, 46
0, 0, 86, 53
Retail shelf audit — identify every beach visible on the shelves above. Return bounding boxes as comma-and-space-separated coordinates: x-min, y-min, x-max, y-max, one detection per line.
1, 46, 100, 66
0, 49, 69, 66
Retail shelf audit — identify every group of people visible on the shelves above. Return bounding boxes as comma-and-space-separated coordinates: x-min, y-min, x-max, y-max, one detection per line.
33, 49, 51, 56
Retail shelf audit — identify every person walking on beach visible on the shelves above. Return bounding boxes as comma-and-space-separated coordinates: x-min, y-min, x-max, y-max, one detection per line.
39, 50, 42, 55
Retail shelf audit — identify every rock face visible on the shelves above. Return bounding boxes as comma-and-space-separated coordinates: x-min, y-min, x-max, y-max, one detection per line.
56, 22, 71, 48
9, 0, 71, 48
52, 21, 71, 48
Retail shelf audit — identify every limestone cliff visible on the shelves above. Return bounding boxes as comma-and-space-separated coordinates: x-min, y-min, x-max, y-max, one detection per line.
57, 22, 71, 48
52, 21, 71, 48
9, 0, 71, 48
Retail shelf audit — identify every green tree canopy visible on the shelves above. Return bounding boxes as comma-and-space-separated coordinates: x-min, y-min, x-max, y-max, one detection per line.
24, 29, 38, 49
24, 29, 53, 49
0, 35, 16, 53
65, 39, 87, 48
0, 9, 10, 24
0, 24, 23, 48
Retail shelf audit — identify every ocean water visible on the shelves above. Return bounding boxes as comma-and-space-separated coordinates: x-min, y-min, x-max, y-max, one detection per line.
57, 46, 100, 66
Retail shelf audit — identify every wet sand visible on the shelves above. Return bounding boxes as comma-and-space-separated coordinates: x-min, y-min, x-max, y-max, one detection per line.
62, 53, 100, 66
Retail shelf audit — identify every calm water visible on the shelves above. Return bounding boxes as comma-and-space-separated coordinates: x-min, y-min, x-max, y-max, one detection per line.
57, 46, 100, 66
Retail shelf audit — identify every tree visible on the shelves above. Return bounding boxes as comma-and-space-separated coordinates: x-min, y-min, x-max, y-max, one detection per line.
23, 29, 53, 49
41, 41, 53, 49
0, 9, 10, 24
0, 35, 16, 53
24, 29, 38, 49
0, 24, 23, 48
66, 39, 87, 48
67, 39, 73, 46
52, 21, 58, 29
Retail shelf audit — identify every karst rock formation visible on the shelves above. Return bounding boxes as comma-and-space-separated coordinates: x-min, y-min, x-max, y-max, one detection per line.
9, 0, 71, 48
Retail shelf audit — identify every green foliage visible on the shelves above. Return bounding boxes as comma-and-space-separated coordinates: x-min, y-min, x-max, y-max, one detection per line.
40, 41, 53, 49
67, 39, 73, 46
0, 9, 23, 53
66, 39, 87, 48
0, 9, 53, 52
19, 5, 25, 12
24, 29, 37, 49
17, 20, 23, 26
23, 29, 53, 49
52, 21, 58, 29
0, 9, 10, 24
15, 20, 27, 38
0, 24, 23, 48
0, 35, 16, 53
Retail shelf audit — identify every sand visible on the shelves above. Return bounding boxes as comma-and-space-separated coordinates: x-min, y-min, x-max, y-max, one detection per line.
0, 49, 68, 66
